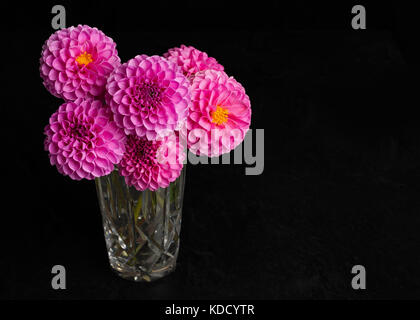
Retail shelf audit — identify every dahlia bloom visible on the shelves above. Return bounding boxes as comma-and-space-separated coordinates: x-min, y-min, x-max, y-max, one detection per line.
187, 70, 251, 157
44, 99, 126, 180
164, 45, 224, 80
118, 133, 185, 191
40, 25, 120, 101
105, 55, 191, 141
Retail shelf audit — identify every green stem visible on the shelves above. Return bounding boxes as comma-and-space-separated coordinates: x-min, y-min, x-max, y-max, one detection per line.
133, 193, 143, 222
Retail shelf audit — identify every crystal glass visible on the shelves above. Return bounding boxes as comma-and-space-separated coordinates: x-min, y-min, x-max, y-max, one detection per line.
95, 167, 186, 282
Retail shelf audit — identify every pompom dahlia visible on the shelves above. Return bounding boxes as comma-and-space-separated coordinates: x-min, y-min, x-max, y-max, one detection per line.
105, 55, 191, 141
44, 99, 126, 180
40, 25, 121, 101
187, 70, 251, 157
118, 133, 185, 191
164, 45, 224, 80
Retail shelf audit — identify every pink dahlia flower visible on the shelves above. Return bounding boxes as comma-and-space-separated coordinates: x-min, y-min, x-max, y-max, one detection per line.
164, 45, 224, 80
105, 55, 191, 141
187, 70, 251, 157
40, 25, 120, 101
118, 133, 185, 191
44, 99, 126, 180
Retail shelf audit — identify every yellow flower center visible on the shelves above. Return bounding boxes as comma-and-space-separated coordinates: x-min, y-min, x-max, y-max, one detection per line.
211, 106, 229, 125
76, 51, 93, 66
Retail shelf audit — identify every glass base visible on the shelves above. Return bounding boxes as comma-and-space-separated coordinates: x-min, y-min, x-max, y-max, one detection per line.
110, 260, 177, 282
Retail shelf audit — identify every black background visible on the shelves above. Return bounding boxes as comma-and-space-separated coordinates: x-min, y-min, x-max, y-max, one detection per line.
1, 1, 419, 299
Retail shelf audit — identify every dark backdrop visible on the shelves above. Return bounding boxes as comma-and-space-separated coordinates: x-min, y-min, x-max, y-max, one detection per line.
1, 1, 419, 299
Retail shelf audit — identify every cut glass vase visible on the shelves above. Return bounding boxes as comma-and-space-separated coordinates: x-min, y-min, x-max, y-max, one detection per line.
95, 167, 186, 282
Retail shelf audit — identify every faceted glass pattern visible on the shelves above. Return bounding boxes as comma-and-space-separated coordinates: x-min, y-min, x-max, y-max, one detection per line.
95, 167, 186, 282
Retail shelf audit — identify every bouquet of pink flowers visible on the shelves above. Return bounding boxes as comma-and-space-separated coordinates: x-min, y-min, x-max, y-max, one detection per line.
40, 25, 252, 282
41, 25, 251, 190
